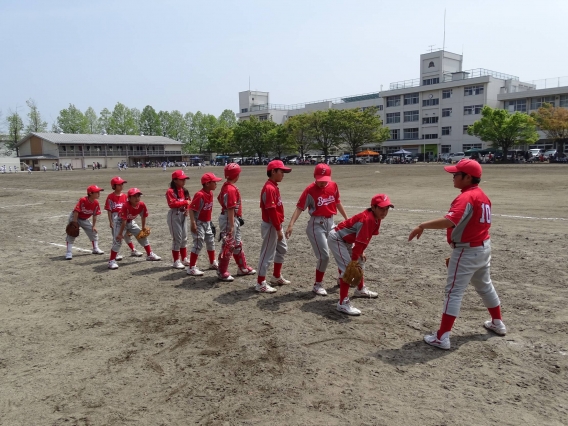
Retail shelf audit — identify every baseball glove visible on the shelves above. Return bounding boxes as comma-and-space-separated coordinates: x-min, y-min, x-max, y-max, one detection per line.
136, 227, 151, 239
211, 223, 217, 238
237, 216, 245, 226
65, 221, 80, 238
343, 260, 363, 287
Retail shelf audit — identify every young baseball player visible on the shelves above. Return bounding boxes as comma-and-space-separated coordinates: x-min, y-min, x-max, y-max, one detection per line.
65, 185, 106, 260
105, 176, 143, 265
215, 163, 256, 281
285, 163, 348, 296
408, 159, 505, 350
108, 187, 161, 269
186, 172, 223, 275
166, 170, 191, 269
328, 194, 393, 315
256, 160, 292, 293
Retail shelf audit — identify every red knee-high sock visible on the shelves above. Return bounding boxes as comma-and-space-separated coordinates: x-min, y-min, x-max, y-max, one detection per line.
357, 277, 365, 291
273, 263, 283, 278
488, 305, 502, 321
127, 242, 135, 250
189, 252, 199, 267
172, 250, 180, 261
144, 245, 152, 255
315, 269, 325, 283
207, 250, 216, 264
257, 276, 265, 284
110, 250, 118, 261
339, 278, 350, 304
180, 247, 187, 260
437, 313, 456, 339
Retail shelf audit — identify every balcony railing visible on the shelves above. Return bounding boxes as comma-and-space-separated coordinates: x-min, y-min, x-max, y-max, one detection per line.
58, 149, 182, 157
245, 91, 383, 112
389, 68, 520, 90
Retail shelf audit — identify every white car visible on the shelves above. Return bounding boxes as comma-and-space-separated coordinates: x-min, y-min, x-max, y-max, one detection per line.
450, 152, 466, 163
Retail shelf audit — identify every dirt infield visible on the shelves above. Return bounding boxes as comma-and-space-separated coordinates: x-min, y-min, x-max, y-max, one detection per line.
1, 164, 567, 425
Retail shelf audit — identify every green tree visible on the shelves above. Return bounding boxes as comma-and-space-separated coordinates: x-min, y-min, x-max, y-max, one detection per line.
467, 106, 538, 162
158, 110, 171, 138
190, 112, 218, 153
6, 111, 24, 154
267, 124, 297, 158
85, 107, 100, 134
284, 114, 313, 159
208, 126, 234, 155
168, 110, 187, 141
98, 108, 111, 134
232, 119, 254, 161
218, 109, 237, 128
25, 99, 48, 133
336, 107, 390, 164
237, 116, 275, 161
57, 104, 88, 134
531, 104, 568, 155
183, 112, 195, 152
109, 102, 137, 135
139, 105, 160, 136
131, 108, 141, 134
308, 110, 341, 160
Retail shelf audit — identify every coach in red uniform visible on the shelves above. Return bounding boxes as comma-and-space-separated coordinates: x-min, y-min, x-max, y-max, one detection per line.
408, 159, 506, 350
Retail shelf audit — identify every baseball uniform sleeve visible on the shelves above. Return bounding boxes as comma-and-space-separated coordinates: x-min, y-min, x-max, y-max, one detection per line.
104, 195, 112, 211
445, 194, 467, 226
141, 202, 149, 218
166, 188, 188, 209
73, 198, 84, 214
296, 186, 311, 211
94, 201, 101, 216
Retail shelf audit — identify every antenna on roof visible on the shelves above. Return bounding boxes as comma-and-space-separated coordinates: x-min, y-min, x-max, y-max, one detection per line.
443, 9, 446, 53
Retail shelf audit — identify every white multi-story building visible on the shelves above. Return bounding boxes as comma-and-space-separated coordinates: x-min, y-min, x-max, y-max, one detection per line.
236, 50, 568, 157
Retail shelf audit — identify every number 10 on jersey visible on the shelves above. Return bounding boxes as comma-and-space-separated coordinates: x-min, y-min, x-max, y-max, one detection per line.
480, 203, 491, 223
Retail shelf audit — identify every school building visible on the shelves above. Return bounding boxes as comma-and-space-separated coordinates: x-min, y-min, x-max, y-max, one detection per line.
16, 133, 187, 170
237, 50, 568, 157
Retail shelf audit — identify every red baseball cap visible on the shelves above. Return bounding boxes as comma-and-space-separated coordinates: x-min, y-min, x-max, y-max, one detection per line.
171, 170, 190, 180
224, 163, 241, 180
127, 187, 143, 196
201, 172, 222, 184
111, 176, 127, 186
444, 159, 482, 178
314, 163, 331, 182
267, 160, 291, 173
87, 185, 104, 194
371, 194, 394, 208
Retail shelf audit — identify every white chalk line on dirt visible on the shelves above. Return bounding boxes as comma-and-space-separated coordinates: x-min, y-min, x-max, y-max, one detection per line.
0, 202, 45, 209
17, 236, 92, 253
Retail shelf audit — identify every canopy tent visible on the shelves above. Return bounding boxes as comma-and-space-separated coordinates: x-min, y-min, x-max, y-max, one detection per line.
392, 149, 412, 155
464, 148, 482, 155
356, 149, 380, 156
191, 156, 202, 160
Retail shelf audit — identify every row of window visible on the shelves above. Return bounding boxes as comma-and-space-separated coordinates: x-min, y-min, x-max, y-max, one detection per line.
505, 95, 568, 111
386, 85, 484, 108
440, 144, 482, 153
387, 125, 482, 139
60, 145, 165, 151
385, 105, 483, 124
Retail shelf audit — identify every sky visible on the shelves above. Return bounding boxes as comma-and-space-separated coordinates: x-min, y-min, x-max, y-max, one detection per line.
2, 0, 567, 128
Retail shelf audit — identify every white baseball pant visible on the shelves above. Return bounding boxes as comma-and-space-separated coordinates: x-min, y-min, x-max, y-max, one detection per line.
111, 219, 148, 252
190, 219, 215, 254
328, 229, 365, 277
257, 221, 287, 277
66, 212, 98, 244
167, 209, 188, 251
306, 216, 334, 272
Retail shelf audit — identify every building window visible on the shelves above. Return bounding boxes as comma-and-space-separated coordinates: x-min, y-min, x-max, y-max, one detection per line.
442, 89, 452, 99
422, 116, 439, 124
428, 61, 435, 68
389, 129, 400, 140
422, 98, 439, 107
560, 95, 568, 108
442, 108, 452, 117
441, 126, 451, 136
423, 77, 440, 86
463, 125, 471, 134
386, 96, 401, 107
404, 93, 419, 105
441, 144, 451, 153
404, 110, 419, 122
530, 96, 556, 109
422, 133, 438, 139
377, 105, 383, 111
463, 143, 482, 151
464, 85, 484, 96
258, 115, 268, 121
241, 108, 248, 113
506, 99, 527, 112
403, 128, 419, 139
464, 104, 483, 115
386, 112, 401, 124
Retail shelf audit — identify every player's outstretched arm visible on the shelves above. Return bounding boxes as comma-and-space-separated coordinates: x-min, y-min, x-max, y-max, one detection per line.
408, 218, 454, 241
336, 202, 348, 221
189, 209, 197, 234
285, 207, 303, 239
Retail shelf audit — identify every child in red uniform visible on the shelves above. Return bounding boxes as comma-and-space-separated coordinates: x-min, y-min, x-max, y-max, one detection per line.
105, 177, 143, 267
285, 163, 348, 296
186, 172, 223, 275
65, 185, 105, 260
166, 170, 191, 269
108, 188, 161, 268
328, 194, 394, 315
216, 163, 257, 281
256, 160, 292, 293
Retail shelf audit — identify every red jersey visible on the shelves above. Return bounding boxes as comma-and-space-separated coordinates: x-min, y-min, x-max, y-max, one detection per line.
166, 187, 190, 210
104, 193, 127, 213
73, 196, 101, 220
260, 180, 284, 226
120, 201, 149, 221
296, 181, 340, 217
190, 189, 214, 222
444, 185, 491, 245
335, 210, 380, 248
217, 182, 242, 216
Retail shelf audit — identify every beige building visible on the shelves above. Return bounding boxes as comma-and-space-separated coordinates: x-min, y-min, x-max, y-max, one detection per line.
16, 133, 186, 170
237, 50, 568, 157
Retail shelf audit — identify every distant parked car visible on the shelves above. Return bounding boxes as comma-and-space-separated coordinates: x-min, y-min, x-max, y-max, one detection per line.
450, 152, 466, 163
